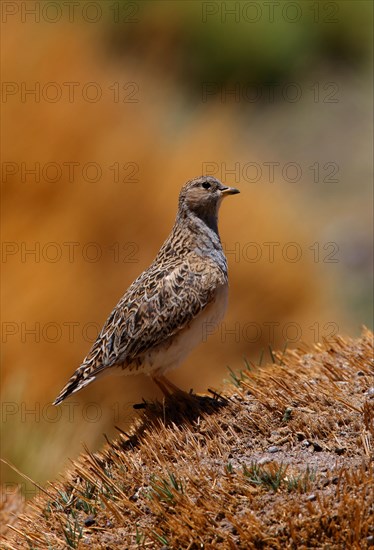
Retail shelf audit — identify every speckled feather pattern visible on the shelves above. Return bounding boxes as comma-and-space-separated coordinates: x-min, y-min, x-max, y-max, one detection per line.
53, 176, 239, 405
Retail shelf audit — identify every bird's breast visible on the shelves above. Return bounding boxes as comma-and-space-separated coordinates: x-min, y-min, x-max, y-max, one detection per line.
126, 284, 229, 376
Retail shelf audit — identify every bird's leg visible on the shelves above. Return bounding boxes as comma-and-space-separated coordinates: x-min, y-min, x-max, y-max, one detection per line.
152, 375, 173, 396
157, 375, 185, 394
152, 374, 185, 396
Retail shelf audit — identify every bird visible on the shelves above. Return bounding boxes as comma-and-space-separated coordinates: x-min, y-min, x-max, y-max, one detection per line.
53, 176, 239, 405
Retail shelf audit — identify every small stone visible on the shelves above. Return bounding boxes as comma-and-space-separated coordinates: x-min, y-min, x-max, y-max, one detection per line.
258, 457, 271, 465
312, 441, 323, 452
334, 447, 346, 455
322, 476, 338, 487
130, 487, 143, 501
84, 515, 96, 527
268, 446, 280, 453
220, 518, 237, 535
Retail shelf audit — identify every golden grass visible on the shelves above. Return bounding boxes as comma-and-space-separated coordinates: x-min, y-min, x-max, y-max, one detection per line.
1, 329, 373, 549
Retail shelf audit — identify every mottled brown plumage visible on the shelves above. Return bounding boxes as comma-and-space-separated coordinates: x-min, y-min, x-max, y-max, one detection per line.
53, 176, 239, 405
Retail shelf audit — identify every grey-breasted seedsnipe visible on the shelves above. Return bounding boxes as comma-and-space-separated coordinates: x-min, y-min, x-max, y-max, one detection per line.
53, 176, 239, 405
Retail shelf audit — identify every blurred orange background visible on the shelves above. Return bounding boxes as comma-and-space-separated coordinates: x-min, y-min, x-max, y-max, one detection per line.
1, 1, 372, 489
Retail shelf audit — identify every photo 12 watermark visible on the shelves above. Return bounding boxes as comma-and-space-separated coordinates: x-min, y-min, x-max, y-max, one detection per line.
201, 2, 339, 24
201, 81, 340, 104
202, 161, 340, 184
221, 241, 339, 264
202, 320, 340, 344
1, 1, 140, 24
1, 241, 140, 264
1, 81, 140, 104
2, 161, 140, 184
2, 321, 101, 344
0, 481, 43, 503
1, 400, 137, 425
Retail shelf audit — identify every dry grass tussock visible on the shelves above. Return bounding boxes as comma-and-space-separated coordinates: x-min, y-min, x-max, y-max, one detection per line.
1, 329, 373, 549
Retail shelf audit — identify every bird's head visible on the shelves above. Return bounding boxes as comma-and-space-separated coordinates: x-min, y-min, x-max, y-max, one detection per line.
178, 176, 239, 228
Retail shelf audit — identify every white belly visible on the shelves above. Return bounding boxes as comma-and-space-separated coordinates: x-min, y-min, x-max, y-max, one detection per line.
127, 284, 228, 377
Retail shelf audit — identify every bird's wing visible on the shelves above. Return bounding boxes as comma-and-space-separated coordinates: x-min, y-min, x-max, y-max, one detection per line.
87, 257, 226, 369
53, 258, 226, 404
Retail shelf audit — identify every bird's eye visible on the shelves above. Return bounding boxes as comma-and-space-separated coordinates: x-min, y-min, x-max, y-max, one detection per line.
202, 181, 211, 190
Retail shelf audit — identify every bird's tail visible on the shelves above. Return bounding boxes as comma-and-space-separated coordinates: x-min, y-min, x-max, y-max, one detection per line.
53, 366, 97, 406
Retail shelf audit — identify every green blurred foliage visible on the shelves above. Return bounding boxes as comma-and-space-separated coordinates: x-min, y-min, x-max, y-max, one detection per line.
107, 0, 372, 88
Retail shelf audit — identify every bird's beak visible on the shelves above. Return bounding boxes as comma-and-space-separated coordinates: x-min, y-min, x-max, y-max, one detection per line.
221, 186, 240, 196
